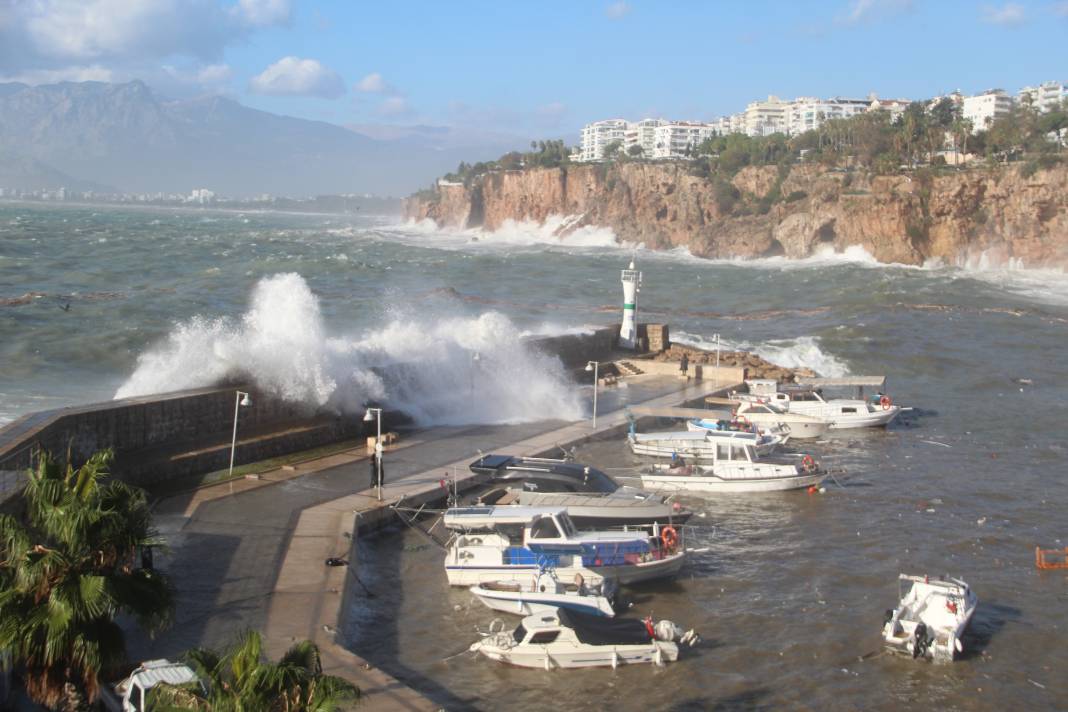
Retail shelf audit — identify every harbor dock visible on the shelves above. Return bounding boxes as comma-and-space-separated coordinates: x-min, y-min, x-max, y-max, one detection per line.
129, 371, 742, 710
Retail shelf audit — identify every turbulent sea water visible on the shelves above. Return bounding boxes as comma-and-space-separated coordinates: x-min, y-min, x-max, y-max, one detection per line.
3, 202, 1068, 710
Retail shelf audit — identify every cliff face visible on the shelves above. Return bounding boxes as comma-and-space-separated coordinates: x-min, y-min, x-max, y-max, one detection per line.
405, 162, 1068, 267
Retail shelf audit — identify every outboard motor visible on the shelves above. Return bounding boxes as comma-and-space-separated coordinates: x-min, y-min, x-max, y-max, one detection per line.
912, 622, 929, 659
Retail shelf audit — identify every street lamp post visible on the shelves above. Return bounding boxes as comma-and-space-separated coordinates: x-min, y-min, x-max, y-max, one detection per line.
714, 333, 721, 378
228, 390, 252, 494
363, 407, 383, 501
585, 361, 599, 430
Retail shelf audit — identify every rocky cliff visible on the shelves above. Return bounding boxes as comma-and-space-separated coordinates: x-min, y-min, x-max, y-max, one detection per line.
405, 161, 1068, 267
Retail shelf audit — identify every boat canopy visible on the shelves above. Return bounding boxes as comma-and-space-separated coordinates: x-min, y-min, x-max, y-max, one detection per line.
443, 505, 569, 529
556, 609, 653, 645
627, 406, 732, 420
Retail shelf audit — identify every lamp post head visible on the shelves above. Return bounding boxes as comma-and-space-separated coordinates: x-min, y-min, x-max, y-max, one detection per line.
585, 361, 596, 372
239, 393, 252, 407
363, 408, 374, 422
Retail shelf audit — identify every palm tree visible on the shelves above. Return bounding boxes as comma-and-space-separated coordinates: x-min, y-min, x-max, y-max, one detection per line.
0, 449, 174, 709
150, 630, 359, 711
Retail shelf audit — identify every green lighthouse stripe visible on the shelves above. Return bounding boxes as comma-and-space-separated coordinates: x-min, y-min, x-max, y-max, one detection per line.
623, 303, 636, 309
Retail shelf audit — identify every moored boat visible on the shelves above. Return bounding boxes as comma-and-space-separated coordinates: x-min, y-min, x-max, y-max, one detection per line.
628, 427, 786, 459
469, 608, 698, 669
442, 506, 687, 587
470, 573, 618, 617
640, 441, 825, 494
737, 378, 903, 430
882, 574, 977, 662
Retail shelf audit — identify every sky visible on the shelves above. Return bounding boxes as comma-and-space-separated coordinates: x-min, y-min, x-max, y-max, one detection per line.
1, 0, 1066, 141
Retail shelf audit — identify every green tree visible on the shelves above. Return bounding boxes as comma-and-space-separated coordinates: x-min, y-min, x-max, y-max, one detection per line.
0, 449, 174, 709
150, 631, 358, 712
602, 140, 623, 160
626, 144, 644, 158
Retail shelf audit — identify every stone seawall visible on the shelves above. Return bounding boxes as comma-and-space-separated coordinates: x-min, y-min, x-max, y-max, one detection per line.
0, 326, 630, 487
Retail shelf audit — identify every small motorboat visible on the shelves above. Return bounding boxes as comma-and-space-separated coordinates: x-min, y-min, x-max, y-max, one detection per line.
442, 506, 687, 587
737, 378, 903, 430
470, 573, 618, 617
470, 608, 698, 669
628, 427, 787, 459
468, 454, 692, 529
882, 574, 977, 662
699, 399, 830, 440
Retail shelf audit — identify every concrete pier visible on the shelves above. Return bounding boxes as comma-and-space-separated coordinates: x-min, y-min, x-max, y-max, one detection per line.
133, 370, 743, 710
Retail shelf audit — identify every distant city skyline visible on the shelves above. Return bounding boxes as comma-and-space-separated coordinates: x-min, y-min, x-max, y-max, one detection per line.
1, 0, 1066, 138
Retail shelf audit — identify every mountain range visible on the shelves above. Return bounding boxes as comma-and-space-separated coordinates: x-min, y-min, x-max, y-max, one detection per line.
0, 80, 528, 197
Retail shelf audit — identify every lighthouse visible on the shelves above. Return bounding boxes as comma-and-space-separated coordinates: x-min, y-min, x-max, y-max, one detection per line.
619, 258, 642, 350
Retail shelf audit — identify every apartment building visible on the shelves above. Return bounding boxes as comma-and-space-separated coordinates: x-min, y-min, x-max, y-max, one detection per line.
579, 119, 628, 161
785, 97, 871, 135
624, 118, 667, 157
1018, 81, 1067, 112
962, 89, 1014, 132
743, 96, 790, 137
651, 122, 717, 158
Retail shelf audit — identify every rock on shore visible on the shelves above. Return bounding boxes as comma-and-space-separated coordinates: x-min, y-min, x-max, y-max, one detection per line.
652, 344, 816, 383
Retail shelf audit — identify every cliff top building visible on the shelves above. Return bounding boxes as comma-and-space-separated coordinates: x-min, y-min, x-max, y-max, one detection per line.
962, 89, 1014, 133
1018, 81, 1067, 113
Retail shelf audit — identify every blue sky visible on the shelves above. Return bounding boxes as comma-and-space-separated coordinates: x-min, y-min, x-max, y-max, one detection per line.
2, 0, 1066, 140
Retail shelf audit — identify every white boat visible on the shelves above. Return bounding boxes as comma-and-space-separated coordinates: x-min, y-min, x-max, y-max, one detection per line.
470, 573, 618, 617
442, 506, 687, 587
882, 574, 977, 662
701, 401, 830, 440
738, 378, 902, 429
470, 609, 698, 669
473, 486, 691, 530
628, 427, 786, 459
640, 441, 825, 494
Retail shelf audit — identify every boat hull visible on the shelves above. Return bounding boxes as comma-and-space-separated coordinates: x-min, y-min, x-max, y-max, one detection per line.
446, 551, 686, 587
477, 641, 678, 668
640, 471, 826, 494
470, 586, 615, 617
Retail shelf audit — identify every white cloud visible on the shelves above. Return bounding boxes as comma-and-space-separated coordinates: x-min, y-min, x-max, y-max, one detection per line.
163, 62, 233, 87
0, 0, 289, 87
356, 72, 394, 94
1055, 1, 1068, 17
605, 1, 631, 19
237, 0, 291, 26
0, 65, 115, 85
981, 2, 1026, 25
250, 56, 345, 99
377, 96, 413, 117
841, 0, 912, 24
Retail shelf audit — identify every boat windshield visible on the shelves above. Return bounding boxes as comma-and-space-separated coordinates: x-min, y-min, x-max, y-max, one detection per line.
580, 467, 620, 493
529, 517, 562, 539
556, 514, 578, 539
512, 623, 528, 644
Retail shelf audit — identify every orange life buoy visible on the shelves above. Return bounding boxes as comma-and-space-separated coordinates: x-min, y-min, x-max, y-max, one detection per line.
802, 455, 816, 472
880, 394, 892, 411
661, 526, 679, 551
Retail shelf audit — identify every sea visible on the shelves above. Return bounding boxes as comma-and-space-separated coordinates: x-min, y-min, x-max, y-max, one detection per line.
2, 202, 1067, 710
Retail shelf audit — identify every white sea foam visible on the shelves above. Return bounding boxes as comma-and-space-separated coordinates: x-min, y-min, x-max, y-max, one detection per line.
672, 330, 851, 378
115, 273, 584, 425
383, 215, 623, 251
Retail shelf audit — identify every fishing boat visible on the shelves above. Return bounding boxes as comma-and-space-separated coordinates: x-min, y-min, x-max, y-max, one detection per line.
469, 608, 698, 669
698, 398, 830, 440
881, 574, 977, 662
737, 377, 902, 429
628, 426, 786, 459
469, 454, 692, 528
470, 572, 618, 617
442, 506, 687, 587
640, 442, 825, 494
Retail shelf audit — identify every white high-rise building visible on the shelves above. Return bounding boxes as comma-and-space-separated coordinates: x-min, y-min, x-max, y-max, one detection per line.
786, 97, 871, 135
623, 118, 666, 157
744, 96, 789, 136
962, 89, 1014, 132
868, 98, 912, 123
1018, 81, 1067, 113
579, 119, 628, 161
651, 122, 717, 158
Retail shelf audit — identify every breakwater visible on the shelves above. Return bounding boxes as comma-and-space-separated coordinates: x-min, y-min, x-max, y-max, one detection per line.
0, 326, 627, 488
